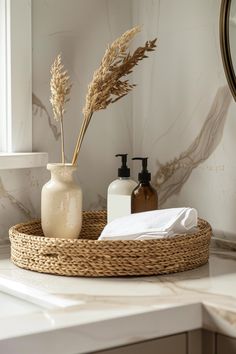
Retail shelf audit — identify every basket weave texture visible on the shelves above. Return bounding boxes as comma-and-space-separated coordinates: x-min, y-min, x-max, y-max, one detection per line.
9, 210, 212, 277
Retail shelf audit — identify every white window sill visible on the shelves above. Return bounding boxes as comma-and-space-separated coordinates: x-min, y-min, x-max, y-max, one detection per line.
0, 152, 48, 169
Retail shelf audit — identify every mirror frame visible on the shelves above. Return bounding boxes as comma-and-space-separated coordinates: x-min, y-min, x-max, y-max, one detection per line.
220, 0, 236, 100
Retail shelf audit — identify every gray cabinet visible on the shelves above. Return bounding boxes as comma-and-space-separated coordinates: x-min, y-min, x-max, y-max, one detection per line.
94, 333, 186, 354
202, 330, 216, 354
217, 334, 236, 354
93, 330, 236, 354
187, 330, 216, 354
188, 330, 202, 354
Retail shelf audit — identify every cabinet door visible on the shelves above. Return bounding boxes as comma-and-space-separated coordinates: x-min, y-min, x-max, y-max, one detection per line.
202, 330, 216, 354
187, 330, 202, 354
187, 329, 216, 354
94, 333, 186, 354
217, 334, 236, 354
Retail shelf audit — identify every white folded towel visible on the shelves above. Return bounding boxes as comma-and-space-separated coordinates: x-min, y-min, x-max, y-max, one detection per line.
99, 207, 198, 241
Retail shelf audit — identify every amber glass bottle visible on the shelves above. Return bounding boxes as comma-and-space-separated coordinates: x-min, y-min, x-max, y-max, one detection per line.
131, 157, 158, 213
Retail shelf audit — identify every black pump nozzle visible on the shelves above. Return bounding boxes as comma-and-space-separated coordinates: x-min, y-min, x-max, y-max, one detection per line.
115, 154, 130, 178
132, 157, 151, 183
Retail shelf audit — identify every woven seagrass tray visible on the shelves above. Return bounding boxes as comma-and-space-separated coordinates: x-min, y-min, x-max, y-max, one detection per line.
9, 210, 212, 277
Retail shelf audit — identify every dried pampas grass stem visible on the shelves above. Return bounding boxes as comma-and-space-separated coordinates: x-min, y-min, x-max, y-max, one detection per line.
71, 26, 157, 165
50, 54, 72, 163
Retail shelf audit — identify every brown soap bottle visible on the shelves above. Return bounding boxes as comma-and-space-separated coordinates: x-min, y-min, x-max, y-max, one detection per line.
131, 157, 158, 213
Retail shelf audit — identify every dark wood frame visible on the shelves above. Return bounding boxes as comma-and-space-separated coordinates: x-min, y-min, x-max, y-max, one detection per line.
220, 0, 236, 101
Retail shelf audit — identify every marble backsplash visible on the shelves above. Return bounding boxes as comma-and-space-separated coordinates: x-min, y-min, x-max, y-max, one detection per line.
132, 0, 236, 238
0, 0, 236, 243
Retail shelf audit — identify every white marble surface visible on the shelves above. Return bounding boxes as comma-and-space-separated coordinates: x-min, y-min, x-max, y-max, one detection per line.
0, 244, 236, 354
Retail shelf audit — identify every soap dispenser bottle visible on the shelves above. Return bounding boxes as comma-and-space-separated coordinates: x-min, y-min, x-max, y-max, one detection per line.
131, 157, 158, 213
107, 154, 137, 223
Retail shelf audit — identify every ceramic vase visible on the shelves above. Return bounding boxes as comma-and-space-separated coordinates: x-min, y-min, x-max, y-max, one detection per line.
41, 163, 82, 239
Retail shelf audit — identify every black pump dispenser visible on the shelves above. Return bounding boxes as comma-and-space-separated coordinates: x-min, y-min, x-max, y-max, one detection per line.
131, 157, 158, 213
132, 157, 151, 183
115, 154, 130, 178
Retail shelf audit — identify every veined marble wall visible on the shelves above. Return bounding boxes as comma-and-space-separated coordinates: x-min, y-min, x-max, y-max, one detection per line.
132, 0, 236, 238
0, 0, 235, 243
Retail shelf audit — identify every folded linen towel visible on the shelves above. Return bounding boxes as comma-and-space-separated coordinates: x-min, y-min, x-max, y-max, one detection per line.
99, 207, 198, 241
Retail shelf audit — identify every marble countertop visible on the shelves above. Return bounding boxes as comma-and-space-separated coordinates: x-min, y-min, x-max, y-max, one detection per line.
0, 244, 236, 354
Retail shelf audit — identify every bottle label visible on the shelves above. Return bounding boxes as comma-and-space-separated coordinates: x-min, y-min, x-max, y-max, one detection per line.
107, 195, 131, 223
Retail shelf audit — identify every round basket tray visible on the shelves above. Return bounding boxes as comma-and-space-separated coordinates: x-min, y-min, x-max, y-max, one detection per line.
9, 210, 212, 277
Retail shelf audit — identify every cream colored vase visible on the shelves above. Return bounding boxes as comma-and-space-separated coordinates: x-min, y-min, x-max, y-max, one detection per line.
41, 163, 82, 239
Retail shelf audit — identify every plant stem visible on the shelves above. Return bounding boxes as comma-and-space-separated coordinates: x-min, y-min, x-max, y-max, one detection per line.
60, 117, 65, 164
71, 112, 93, 165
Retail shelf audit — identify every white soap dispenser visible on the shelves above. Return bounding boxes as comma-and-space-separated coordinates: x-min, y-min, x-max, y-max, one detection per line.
107, 154, 137, 223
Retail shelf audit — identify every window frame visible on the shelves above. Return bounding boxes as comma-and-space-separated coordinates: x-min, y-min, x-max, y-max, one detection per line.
0, 0, 47, 169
